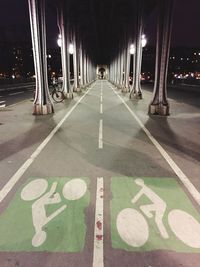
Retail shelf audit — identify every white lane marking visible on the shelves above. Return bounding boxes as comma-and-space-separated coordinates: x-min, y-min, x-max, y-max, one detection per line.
0, 83, 96, 203
110, 85, 200, 206
9, 91, 24, 96
93, 177, 104, 267
100, 95, 103, 102
99, 119, 103, 149
0, 101, 6, 108
100, 103, 103, 114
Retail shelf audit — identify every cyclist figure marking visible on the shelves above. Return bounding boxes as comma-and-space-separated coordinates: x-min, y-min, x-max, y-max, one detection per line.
132, 178, 169, 239
21, 180, 67, 247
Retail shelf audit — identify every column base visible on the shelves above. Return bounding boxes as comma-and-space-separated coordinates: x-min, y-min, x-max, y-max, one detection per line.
149, 103, 169, 116
121, 87, 129, 93
130, 91, 142, 99
33, 103, 54, 115
64, 92, 74, 99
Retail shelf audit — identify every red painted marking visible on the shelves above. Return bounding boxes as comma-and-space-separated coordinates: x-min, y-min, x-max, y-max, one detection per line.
96, 220, 102, 230
96, 235, 103, 241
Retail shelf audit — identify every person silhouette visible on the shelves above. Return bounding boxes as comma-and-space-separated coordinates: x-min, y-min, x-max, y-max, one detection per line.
132, 178, 169, 239
21, 179, 67, 247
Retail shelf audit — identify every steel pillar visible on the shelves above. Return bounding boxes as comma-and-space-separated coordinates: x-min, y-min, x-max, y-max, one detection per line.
130, 0, 144, 99
28, 0, 54, 115
72, 34, 80, 92
149, 0, 174, 116
57, 3, 73, 99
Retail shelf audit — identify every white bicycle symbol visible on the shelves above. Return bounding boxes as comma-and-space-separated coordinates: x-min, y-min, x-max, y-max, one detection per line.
21, 178, 87, 247
117, 178, 200, 248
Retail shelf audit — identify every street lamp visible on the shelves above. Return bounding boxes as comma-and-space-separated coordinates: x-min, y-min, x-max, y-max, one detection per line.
130, 44, 135, 55
141, 34, 147, 48
69, 43, 74, 54
130, 34, 147, 54
57, 34, 61, 47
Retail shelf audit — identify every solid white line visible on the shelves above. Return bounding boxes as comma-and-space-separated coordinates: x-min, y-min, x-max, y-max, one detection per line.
9, 91, 24, 96
99, 119, 103, 149
110, 85, 200, 206
0, 83, 96, 202
100, 103, 103, 114
93, 177, 104, 267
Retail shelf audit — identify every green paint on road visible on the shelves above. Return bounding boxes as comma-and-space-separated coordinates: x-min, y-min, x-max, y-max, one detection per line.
111, 177, 200, 252
0, 177, 90, 252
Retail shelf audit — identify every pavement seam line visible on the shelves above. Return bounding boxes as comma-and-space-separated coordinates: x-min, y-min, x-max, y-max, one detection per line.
0, 83, 96, 202
93, 177, 104, 267
110, 84, 200, 206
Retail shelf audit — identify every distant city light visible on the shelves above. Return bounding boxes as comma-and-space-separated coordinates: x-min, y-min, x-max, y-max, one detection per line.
69, 43, 74, 54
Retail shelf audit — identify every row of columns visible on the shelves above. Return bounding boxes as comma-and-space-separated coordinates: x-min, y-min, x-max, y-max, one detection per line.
28, 0, 174, 116
28, 0, 96, 115
109, 0, 174, 116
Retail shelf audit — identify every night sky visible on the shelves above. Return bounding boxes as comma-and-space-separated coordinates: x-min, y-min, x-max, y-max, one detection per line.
1, 0, 200, 51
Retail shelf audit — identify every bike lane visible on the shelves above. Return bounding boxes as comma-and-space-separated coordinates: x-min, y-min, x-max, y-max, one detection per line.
0, 81, 199, 266
105, 82, 200, 267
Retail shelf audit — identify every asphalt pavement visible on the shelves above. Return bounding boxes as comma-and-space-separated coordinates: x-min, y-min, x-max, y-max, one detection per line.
0, 80, 199, 267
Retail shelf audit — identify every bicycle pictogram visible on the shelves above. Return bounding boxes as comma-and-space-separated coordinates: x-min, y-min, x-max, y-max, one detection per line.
117, 178, 200, 248
21, 178, 87, 247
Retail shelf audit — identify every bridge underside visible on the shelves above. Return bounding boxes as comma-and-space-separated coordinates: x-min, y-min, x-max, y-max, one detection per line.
28, 0, 174, 115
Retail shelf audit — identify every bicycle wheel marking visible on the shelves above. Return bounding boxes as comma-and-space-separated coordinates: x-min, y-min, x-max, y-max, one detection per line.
117, 208, 149, 247
0, 177, 90, 252
168, 209, 200, 248
111, 177, 200, 252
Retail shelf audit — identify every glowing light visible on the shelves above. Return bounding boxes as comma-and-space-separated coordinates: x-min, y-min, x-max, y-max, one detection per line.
69, 43, 74, 54
130, 44, 135, 54
57, 34, 62, 47
141, 34, 147, 47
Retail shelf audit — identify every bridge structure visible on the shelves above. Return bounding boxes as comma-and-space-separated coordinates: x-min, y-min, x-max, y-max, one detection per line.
28, 0, 173, 116
1, 1, 200, 267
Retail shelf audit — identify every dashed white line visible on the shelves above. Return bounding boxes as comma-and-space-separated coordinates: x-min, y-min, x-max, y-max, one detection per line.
100, 103, 103, 114
0, 83, 96, 203
9, 91, 24, 96
100, 95, 103, 102
111, 84, 200, 206
93, 177, 104, 267
99, 119, 103, 149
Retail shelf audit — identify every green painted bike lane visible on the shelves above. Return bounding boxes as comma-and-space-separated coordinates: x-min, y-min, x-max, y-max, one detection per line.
0, 177, 90, 252
0, 176, 200, 255
111, 177, 200, 253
